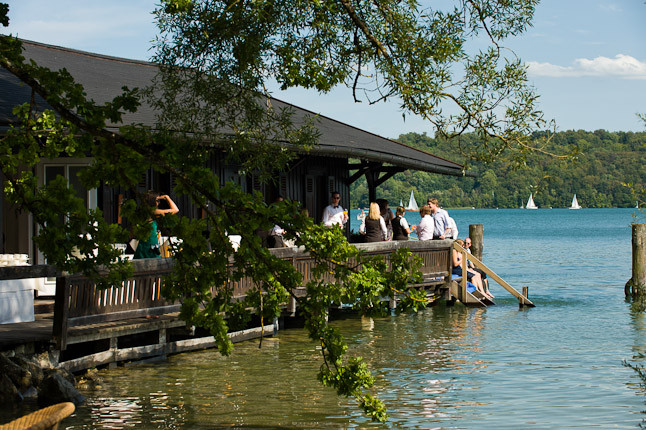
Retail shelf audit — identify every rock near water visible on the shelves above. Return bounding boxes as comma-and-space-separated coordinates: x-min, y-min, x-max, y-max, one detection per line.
38, 373, 85, 407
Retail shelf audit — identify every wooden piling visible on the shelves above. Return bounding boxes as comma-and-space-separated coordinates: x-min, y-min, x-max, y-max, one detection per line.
469, 224, 484, 261
626, 224, 646, 296
519, 286, 529, 307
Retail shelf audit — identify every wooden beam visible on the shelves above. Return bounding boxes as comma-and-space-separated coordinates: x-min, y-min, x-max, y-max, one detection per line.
347, 165, 370, 184
374, 169, 404, 187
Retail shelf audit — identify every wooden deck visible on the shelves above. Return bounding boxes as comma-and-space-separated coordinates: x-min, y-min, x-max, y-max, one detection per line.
0, 240, 457, 370
0, 313, 54, 349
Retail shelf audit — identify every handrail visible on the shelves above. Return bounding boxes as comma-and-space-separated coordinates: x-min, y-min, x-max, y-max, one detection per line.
452, 242, 535, 307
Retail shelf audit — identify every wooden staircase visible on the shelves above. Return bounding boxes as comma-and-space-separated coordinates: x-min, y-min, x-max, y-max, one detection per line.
451, 242, 534, 308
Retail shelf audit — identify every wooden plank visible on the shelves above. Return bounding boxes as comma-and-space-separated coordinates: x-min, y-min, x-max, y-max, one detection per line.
0, 264, 60, 280
65, 317, 185, 345
59, 350, 115, 373
67, 304, 182, 328
115, 343, 166, 362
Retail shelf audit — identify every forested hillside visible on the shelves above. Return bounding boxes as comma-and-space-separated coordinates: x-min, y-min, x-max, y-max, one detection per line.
350, 130, 646, 209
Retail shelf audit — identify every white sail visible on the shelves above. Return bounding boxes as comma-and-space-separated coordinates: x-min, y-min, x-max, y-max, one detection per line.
406, 190, 419, 211
569, 194, 581, 209
525, 193, 538, 209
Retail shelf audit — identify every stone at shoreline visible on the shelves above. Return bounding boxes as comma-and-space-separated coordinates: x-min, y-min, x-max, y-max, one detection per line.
10, 355, 44, 388
0, 373, 22, 404
34, 350, 59, 369
38, 373, 85, 407
0, 352, 31, 392
77, 368, 104, 389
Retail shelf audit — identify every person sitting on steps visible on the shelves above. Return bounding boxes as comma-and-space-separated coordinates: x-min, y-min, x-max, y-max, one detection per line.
452, 239, 493, 299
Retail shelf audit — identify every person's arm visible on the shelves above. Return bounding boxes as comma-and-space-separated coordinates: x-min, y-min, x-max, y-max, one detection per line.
379, 217, 388, 240
341, 206, 348, 225
441, 213, 451, 238
322, 206, 332, 226
400, 217, 411, 234
452, 249, 461, 268
154, 195, 179, 215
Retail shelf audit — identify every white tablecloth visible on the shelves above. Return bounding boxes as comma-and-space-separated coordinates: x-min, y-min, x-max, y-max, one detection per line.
0, 279, 36, 324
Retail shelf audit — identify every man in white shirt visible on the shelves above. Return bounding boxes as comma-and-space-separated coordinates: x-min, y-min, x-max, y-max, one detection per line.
427, 198, 450, 239
322, 191, 348, 227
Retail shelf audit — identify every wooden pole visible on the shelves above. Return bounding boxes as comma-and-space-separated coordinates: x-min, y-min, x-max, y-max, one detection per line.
469, 224, 484, 261
626, 224, 646, 296
520, 286, 529, 307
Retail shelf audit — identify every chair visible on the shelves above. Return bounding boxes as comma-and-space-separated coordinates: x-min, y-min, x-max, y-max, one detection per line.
0, 402, 75, 430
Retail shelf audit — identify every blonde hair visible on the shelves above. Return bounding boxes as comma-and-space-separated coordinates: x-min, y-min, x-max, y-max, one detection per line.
420, 205, 431, 216
368, 202, 381, 220
455, 238, 464, 246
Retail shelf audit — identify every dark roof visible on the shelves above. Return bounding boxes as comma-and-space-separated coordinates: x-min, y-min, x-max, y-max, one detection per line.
0, 39, 465, 176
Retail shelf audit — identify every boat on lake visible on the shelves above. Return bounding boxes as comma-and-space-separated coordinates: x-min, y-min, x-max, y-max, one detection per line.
405, 190, 419, 211
569, 194, 581, 210
525, 193, 538, 209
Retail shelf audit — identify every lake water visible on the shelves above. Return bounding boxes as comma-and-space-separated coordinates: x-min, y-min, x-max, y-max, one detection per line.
6, 209, 646, 428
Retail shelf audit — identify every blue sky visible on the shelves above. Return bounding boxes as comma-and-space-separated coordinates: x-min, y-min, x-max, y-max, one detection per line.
3, 0, 645, 138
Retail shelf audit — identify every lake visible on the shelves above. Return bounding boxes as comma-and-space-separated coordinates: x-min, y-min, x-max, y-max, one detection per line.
7, 208, 646, 428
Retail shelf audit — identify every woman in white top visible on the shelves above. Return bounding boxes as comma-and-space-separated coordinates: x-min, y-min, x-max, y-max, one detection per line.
414, 205, 434, 240
359, 202, 388, 242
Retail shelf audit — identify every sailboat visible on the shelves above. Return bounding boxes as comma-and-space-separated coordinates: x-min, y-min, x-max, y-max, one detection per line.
569, 194, 581, 210
525, 193, 538, 209
405, 190, 419, 211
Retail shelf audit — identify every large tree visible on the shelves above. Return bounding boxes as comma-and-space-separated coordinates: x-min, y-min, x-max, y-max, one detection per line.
0, 0, 543, 422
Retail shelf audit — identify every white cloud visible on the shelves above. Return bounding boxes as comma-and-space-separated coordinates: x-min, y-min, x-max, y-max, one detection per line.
527, 54, 646, 79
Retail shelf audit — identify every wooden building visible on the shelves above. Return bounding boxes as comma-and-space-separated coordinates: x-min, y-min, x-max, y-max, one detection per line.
0, 39, 466, 262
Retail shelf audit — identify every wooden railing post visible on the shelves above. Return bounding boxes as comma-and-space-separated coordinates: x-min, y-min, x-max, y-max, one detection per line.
626, 224, 646, 296
469, 224, 484, 261
461, 248, 468, 301
52, 275, 70, 350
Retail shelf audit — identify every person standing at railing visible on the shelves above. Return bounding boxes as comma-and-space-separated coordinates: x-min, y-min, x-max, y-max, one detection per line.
392, 206, 410, 241
134, 191, 179, 259
322, 191, 348, 227
376, 198, 394, 240
414, 205, 434, 240
427, 198, 451, 239
359, 202, 388, 242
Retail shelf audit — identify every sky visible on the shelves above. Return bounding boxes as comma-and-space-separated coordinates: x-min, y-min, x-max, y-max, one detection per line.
3, 0, 646, 139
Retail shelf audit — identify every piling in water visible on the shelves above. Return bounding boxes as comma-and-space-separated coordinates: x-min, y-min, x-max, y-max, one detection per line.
626, 224, 646, 297
469, 224, 483, 261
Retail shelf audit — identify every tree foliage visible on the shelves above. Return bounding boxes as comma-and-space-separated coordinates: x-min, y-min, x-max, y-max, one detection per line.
1, 0, 547, 422
154, 0, 546, 164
